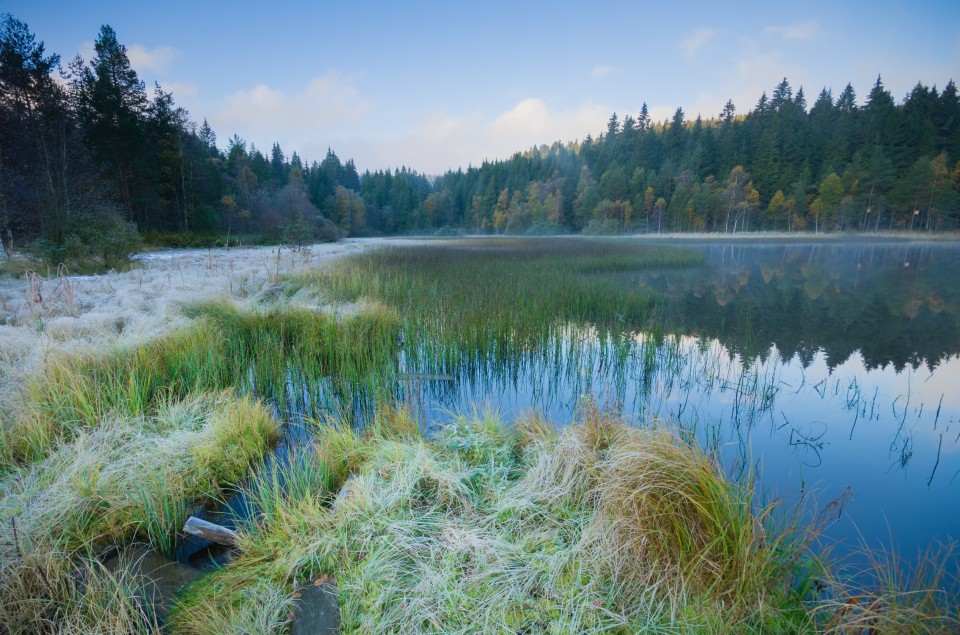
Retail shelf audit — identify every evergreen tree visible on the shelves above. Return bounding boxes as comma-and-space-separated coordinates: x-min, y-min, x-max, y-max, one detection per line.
75, 25, 148, 224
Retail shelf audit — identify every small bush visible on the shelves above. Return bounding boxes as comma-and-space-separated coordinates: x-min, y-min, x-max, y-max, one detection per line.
65, 211, 143, 268
31, 210, 143, 270
282, 214, 341, 250
315, 217, 342, 243
525, 221, 566, 236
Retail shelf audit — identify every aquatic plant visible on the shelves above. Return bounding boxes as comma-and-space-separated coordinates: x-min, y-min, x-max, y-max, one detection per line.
1, 300, 399, 465
170, 404, 829, 633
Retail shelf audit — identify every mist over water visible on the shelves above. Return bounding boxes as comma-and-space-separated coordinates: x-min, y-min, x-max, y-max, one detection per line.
394, 239, 960, 565
217, 238, 960, 574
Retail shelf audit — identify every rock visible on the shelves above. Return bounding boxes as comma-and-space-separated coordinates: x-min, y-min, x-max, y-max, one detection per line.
332, 475, 358, 511
291, 578, 339, 635
182, 515, 239, 545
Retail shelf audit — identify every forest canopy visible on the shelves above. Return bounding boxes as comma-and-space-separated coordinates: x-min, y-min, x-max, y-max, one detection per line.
2, 14, 958, 255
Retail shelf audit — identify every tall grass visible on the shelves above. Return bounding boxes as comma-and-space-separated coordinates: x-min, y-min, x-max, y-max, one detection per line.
169, 404, 827, 634
0, 298, 400, 632
1, 300, 399, 465
0, 548, 163, 634
291, 238, 702, 364
0, 393, 278, 631
813, 540, 960, 633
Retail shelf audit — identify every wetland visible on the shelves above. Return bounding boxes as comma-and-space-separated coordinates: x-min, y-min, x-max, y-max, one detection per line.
2, 236, 958, 633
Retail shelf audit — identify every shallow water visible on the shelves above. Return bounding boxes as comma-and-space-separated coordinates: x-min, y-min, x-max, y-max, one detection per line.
395, 239, 960, 565
189, 239, 959, 574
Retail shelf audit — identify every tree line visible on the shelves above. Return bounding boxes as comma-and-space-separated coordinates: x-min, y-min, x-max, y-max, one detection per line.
430, 78, 960, 235
2, 15, 959, 261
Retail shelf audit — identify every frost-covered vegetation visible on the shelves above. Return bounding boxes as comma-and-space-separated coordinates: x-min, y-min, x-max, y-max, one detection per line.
170, 405, 958, 634
1, 237, 958, 633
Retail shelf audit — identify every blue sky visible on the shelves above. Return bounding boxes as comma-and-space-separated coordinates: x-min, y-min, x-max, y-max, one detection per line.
3, 0, 958, 174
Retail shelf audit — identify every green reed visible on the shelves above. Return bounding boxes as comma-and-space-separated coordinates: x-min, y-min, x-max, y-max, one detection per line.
3, 301, 400, 465
291, 238, 702, 374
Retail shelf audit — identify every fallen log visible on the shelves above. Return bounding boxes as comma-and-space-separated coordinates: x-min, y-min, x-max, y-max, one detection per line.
182, 516, 238, 546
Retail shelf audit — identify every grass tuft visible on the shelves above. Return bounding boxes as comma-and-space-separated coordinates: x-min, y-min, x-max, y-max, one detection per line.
168, 405, 827, 633
0, 393, 279, 630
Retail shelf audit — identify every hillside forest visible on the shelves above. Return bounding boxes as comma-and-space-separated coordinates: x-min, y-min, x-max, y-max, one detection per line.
2, 15, 960, 256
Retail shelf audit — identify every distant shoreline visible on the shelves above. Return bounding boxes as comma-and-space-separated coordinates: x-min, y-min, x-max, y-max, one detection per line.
426, 231, 960, 242
624, 231, 960, 242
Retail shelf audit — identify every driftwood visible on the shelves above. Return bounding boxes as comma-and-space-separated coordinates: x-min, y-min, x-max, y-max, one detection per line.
182, 516, 238, 546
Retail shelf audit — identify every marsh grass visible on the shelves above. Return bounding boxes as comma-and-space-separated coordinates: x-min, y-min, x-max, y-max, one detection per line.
289, 238, 784, 433
169, 403, 826, 634
243, 448, 337, 529
0, 392, 278, 632
813, 540, 960, 633
4, 238, 956, 633
1, 300, 399, 465
290, 238, 703, 361
0, 547, 163, 634
0, 298, 401, 632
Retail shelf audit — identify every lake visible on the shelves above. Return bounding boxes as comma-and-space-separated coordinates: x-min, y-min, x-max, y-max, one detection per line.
195, 238, 959, 575
391, 238, 960, 567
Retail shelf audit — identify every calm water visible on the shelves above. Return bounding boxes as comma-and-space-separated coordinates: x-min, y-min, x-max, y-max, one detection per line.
187, 239, 960, 572
398, 239, 960, 565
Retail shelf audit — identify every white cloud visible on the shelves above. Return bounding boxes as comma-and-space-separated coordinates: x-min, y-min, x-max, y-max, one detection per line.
765, 20, 821, 41
328, 98, 610, 175
679, 28, 717, 59
590, 65, 622, 79
150, 81, 198, 100
128, 44, 180, 75
488, 98, 608, 148
209, 71, 371, 136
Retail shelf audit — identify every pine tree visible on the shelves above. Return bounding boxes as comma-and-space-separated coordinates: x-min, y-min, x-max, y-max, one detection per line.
76, 25, 148, 224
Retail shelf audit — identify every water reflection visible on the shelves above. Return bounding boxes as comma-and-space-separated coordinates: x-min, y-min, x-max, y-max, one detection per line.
243, 239, 958, 571
648, 240, 960, 371
393, 240, 960, 566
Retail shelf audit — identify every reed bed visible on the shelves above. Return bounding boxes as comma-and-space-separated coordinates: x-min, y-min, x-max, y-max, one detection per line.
292, 238, 703, 361
1, 299, 399, 465
168, 403, 845, 633
293, 237, 784, 452
0, 241, 377, 415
